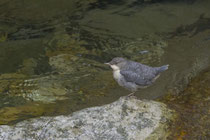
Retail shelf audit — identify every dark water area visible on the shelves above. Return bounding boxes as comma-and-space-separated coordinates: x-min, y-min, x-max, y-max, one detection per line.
0, 0, 210, 138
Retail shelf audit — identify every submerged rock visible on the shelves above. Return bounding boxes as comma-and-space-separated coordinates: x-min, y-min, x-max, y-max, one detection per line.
0, 97, 174, 140
0, 74, 68, 103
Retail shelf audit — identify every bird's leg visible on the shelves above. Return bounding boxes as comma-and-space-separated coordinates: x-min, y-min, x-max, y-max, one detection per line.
127, 92, 135, 97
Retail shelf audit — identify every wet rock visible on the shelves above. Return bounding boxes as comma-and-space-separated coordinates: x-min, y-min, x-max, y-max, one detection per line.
0, 74, 68, 103
24, 76, 68, 103
0, 97, 174, 140
160, 68, 210, 139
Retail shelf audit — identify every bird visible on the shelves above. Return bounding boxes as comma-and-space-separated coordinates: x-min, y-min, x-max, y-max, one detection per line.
105, 57, 169, 96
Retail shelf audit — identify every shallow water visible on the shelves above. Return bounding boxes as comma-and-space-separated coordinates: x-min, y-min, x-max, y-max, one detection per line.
0, 1, 210, 137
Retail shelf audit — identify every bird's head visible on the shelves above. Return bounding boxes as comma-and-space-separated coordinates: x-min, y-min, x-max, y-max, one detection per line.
105, 57, 127, 71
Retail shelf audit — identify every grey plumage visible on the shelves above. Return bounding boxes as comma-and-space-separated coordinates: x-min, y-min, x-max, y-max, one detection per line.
105, 57, 169, 94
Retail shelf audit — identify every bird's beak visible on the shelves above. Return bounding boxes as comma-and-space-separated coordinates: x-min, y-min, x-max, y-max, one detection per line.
104, 63, 110, 65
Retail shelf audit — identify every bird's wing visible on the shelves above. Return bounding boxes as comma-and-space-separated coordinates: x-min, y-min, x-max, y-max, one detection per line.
124, 61, 157, 80
120, 70, 152, 86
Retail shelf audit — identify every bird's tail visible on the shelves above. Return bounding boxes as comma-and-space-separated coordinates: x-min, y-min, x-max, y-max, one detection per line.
158, 64, 169, 73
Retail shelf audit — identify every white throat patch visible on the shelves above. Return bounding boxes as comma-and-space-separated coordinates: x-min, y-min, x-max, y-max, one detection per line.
110, 65, 122, 81
110, 65, 120, 71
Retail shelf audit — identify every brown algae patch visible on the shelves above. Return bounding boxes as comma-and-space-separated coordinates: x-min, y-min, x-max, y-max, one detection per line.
0, 102, 58, 125
159, 68, 210, 139
0, 74, 28, 94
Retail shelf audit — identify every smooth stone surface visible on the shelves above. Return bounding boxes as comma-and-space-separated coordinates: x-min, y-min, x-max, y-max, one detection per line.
0, 97, 174, 140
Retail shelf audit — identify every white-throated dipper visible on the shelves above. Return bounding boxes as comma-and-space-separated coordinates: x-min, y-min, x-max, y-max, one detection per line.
105, 57, 169, 96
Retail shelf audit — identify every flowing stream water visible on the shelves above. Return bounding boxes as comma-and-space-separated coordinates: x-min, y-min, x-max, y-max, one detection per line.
0, 0, 210, 138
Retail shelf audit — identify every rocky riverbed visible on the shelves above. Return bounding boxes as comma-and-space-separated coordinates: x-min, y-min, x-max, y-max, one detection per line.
0, 0, 210, 139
